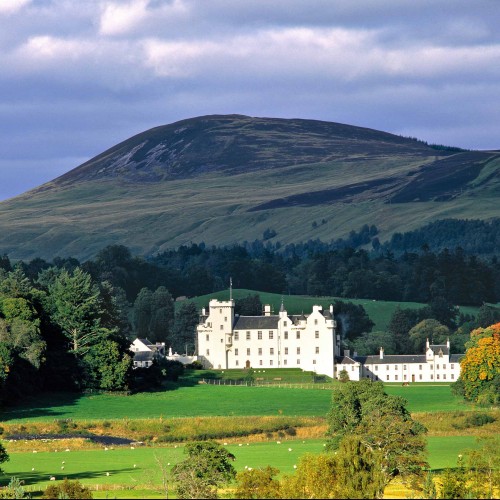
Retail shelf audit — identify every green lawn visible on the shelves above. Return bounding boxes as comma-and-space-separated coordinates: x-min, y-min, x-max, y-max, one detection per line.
1, 437, 484, 495
1, 383, 467, 423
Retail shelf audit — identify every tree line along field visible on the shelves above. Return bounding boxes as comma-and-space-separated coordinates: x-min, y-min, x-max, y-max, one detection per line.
188, 288, 482, 332
0, 379, 498, 498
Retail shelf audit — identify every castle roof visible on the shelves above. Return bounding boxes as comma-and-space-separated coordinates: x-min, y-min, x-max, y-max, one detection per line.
233, 315, 280, 330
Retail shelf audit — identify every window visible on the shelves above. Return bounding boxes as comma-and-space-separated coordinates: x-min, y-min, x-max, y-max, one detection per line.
284, 321, 288, 326
284, 331, 288, 340
313, 360, 316, 364
386, 365, 389, 370
285, 347, 288, 355
403, 365, 407, 370
443, 364, 446, 369
395, 375, 398, 381
404, 374, 407, 380
386, 375, 389, 381
437, 374, 440, 380
206, 349, 210, 355
419, 364, 422, 370
395, 365, 398, 370
206, 335, 209, 341
315, 346, 319, 354
235, 360, 239, 366
437, 364, 440, 369
246, 331, 251, 340
451, 364, 454, 369
451, 374, 455, 380
296, 332, 301, 340
443, 374, 447, 380
284, 359, 287, 366
234, 332, 239, 341
270, 360, 273, 366
419, 374, 422, 380
235, 348, 239, 356
297, 347, 301, 354
220, 338, 224, 343
315, 331, 319, 338
314, 319, 318, 325
269, 331, 274, 339
430, 374, 434, 380
224, 316, 227, 322
220, 325, 224, 330
258, 331, 262, 340
258, 348, 262, 356
259, 360, 263, 366
270, 348, 274, 355
246, 348, 250, 355
375, 365, 378, 371
297, 359, 300, 365
351, 366, 355, 371
219, 309, 222, 313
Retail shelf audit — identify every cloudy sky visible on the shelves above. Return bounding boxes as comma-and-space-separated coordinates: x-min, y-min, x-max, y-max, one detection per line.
1, 0, 499, 200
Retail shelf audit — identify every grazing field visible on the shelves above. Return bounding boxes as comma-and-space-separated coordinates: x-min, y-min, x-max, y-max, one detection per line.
187, 289, 480, 332
0, 383, 469, 423
0, 437, 486, 497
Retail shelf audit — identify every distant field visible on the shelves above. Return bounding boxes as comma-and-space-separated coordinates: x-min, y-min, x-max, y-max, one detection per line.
0, 436, 485, 497
1, 383, 468, 423
185, 289, 480, 332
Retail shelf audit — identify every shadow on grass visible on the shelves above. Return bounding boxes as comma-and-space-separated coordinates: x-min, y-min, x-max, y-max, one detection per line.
0, 392, 81, 422
6, 467, 137, 487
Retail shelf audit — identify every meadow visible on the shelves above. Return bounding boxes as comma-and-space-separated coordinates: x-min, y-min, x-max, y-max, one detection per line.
187, 289, 480, 332
1, 378, 497, 498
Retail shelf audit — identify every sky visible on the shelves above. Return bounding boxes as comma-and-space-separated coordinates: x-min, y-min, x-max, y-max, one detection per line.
1, 0, 499, 200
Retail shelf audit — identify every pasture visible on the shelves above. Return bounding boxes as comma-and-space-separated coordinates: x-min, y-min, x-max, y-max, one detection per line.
0, 383, 469, 423
187, 289, 480, 332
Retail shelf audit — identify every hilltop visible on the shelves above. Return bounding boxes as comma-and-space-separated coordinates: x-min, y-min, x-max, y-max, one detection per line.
0, 114, 498, 260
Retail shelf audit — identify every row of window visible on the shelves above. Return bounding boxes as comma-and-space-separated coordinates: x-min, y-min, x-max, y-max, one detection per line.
373, 363, 455, 371
234, 359, 307, 366
385, 373, 455, 381
207, 330, 322, 341
230, 347, 320, 356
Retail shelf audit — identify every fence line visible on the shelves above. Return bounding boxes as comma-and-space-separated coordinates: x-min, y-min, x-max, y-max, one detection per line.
200, 379, 332, 390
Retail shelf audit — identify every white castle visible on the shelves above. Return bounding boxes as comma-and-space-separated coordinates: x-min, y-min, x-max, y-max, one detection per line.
196, 298, 464, 382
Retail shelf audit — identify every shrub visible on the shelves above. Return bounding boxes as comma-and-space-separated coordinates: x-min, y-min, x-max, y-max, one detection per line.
42, 479, 92, 499
464, 413, 495, 427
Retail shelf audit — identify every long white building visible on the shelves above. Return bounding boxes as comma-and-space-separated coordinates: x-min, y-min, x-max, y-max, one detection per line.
196, 298, 464, 382
196, 299, 338, 378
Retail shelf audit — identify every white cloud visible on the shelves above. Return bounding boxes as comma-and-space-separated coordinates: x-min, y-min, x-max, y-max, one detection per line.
99, 0, 149, 36
0, 0, 31, 15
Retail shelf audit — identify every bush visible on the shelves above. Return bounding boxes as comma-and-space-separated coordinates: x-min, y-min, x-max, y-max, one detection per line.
43, 479, 92, 499
464, 413, 495, 427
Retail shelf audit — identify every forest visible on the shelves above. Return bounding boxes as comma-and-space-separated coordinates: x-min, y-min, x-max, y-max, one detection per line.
0, 217, 499, 405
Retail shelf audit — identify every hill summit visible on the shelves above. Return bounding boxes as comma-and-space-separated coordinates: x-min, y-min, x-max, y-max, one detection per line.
0, 114, 498, 261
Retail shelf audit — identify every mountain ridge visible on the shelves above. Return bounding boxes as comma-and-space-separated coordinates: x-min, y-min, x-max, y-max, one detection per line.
0, 114, 498, 261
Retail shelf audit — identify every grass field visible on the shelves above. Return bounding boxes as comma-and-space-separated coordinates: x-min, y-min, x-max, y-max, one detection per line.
0, 383, 470, 423
186, 289, 480, 332
0, 436, 487, 497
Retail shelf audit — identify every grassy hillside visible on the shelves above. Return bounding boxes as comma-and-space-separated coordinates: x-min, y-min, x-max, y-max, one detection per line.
0, 115, 497, 260
184, 289, 480, 332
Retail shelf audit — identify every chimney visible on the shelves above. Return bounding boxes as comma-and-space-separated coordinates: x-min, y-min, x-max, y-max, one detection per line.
344, 349, 350, 358
446, 338, 450, 349
202, 307, 206, 316
264, 304, 271, 316
379, 347, 384, 360
329, 304, 334, 314
426, 338, 430, 350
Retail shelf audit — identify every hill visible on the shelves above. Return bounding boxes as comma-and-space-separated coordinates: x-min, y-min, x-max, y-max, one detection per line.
0, 114, 498, 260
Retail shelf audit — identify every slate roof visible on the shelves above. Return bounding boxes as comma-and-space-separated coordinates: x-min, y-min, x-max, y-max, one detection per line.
429, 344, 449, 356
233, 315, 280, 330
134, 351, 155, 362
335, 356, 359, 365
359, 354, 427, 365
450, 354, 465, 362
137, 338, 153, 347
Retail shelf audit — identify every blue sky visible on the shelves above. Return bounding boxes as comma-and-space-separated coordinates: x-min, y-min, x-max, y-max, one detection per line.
1, 0, 499, 200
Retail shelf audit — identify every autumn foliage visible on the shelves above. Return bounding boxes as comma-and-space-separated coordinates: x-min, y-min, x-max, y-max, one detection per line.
459, 323, 500, 404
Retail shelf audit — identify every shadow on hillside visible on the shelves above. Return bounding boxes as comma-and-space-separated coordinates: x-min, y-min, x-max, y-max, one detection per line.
0, 392, 81, 422
5, 467, 137, 487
